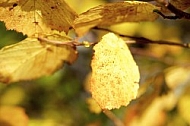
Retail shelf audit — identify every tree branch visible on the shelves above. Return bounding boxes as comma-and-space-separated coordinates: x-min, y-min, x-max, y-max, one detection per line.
38, 36, 97, 47
93, 27, 190, 48
38, 28, 189, 49
154, 0, 190, 19
103, 109, 125, 126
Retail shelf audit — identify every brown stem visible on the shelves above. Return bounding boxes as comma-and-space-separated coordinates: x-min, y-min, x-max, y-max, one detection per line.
93, 27, 190, 48
155, 0, 190, 19
38, 36, 97, 47
38, 28, 190, 48
38, 36, 74, 46
103, 109, 125, 126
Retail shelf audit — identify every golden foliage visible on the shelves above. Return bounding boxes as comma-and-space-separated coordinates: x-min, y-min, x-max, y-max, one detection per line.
90, 33, 140, 110
0, 106, 28, 126
0, 0, 77, 36
74, 1, 160, 36
86, 98, 102, 114
65, 0, 106, 14
178, 91, 190, 124
0, 35, 78, 83
165, 66, 190, 89
126, 93, 176, 126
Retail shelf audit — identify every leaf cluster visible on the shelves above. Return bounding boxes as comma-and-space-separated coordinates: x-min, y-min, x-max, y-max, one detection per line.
0, 0, 190, 125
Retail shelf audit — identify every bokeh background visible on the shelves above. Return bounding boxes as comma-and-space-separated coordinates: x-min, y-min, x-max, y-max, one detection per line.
0, 0, 190, 126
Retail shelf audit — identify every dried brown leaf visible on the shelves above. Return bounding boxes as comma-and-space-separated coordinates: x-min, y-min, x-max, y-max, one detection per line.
0, 35, 78, 83
170, 0, 190, 10
0, 0, 78, 36
74, 1, 160, 36
90, 33, 140, 110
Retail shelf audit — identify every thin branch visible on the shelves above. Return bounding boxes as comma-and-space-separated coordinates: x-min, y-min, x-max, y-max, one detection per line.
38, 36, 73, 46
38, 28, 189, 48
154, 0, 190, 19
93, 27, 190, 48
103, 109, 125, 126
38, 36, 97, 47
153, 9, 179, 19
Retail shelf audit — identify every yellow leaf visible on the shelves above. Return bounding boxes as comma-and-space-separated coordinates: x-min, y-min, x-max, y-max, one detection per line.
178, 91, 190, 124
0, 35, 78, 83
0, 0, 77, 36
165, 66, 190, 89
0, 86, 25, 105
65, 0, 106, 14
128, 93, 176, 126
74, 1, 160, 36
0, 106, 28, 126
90, 33, 140, 110
86, 98, 102, 114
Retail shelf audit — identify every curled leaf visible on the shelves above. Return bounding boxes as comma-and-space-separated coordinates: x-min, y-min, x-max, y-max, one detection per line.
0, 0, 77, 36
90, 33, 140, 110
0, 35, 78, 83
74, 1, 160, 35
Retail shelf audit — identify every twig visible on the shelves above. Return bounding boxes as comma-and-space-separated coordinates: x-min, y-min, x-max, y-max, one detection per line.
38, 36, 73, 46
38, 29, 189, 48
93, 27, 190, 48
103, 109, 125, 126
38, 36, 97, 47
154, 0, 190, 19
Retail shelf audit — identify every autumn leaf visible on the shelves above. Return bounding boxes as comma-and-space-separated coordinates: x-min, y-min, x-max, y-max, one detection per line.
0, 106, 28, 126
126, 93, 176, 126
178, 90, 190, 124
0, 0, 77, 36
165, 66, 190, 89
90, 33, 140, 110
74, 1, 160, 36
86, 98, 102, 114
0, 35, 78, 83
